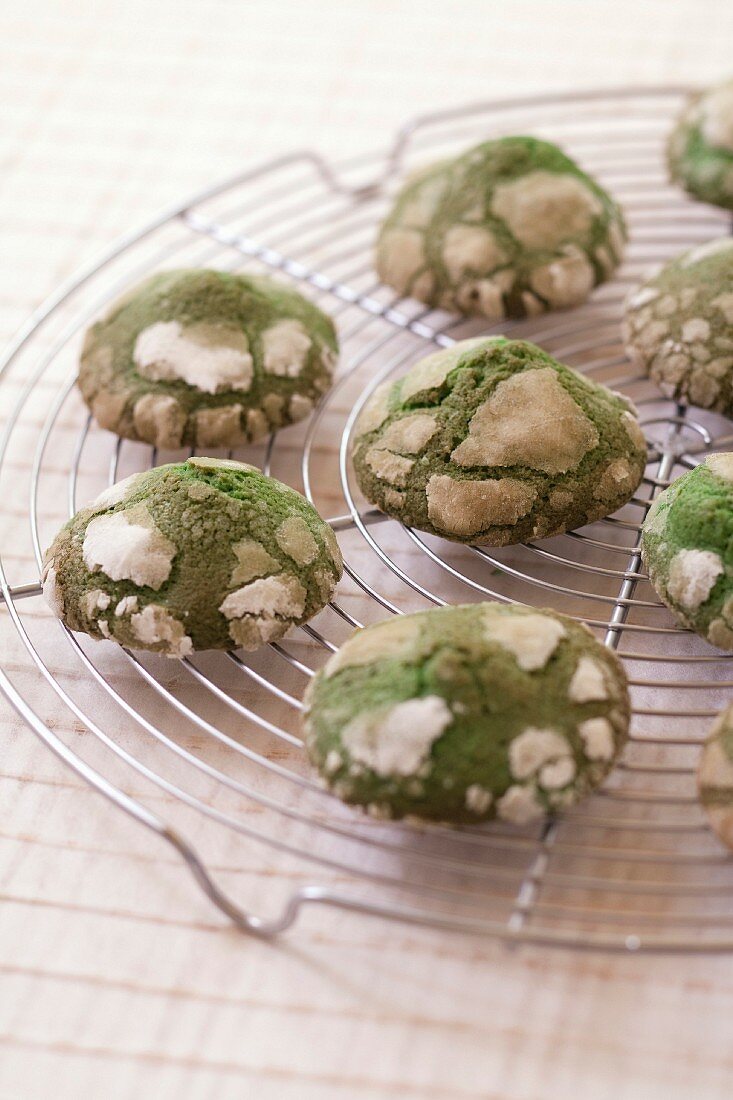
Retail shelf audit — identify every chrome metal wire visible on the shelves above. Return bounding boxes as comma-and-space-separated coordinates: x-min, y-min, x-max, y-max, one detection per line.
3, 88, 733, 950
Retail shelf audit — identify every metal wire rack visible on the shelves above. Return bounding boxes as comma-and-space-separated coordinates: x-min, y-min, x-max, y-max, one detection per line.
3, 87, 733, 952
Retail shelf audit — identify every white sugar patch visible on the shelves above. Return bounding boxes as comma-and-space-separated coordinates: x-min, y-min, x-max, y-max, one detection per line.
377, 413, 437, 454
667, 548, 724, 611
324, 616, 420, 677
483, 611, 566, 671
712, 293, 733, 324
324, 750, 342, 775
490, 171, 602, 251
496, 784, 544, 825
465, 784, 492, 814
42, 564, 63, 617
130, 604, 193, 658
261, 319, 312, 377
289, 394, 314, 421
627, 286, 660, 311
399, 338, 491, 402
706, 453, 733, 483
578, 717, 616, 761
134, 321, 253, 394
426, 474, 536, 537
377, 228, 425, 294
568, 656, 609, 703
230, 539, 281, 585
681, 318, 711, 343
115, 595, 139, 617
341, 695, 452, 777
354, 381, 393, 438
276, 516, 319, 565
82, 507, 175, 589
188, 456, 257, 473
442, 224, 505, 282
219, 574, 306, 620
528, 250, 595, 309
538, 756, 576, 790
450, 368, 598, 475
82, 590, 111, 617
509, 727, 571, 781
365, 447, 414, 487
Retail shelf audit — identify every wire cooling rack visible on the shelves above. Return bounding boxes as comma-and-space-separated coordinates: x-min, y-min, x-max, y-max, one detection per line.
3, 87, 733, 952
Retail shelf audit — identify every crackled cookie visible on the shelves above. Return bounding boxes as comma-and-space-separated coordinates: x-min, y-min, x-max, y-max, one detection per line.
698, 702, 733, 850
668, 78, 733, 211
351, 337, 647, 545
304, 603, 629, 824
78, 269, 338, 448
376, 136, 626, 319
623, 239, 733, 412
42, 458, 342, 655
641, 453, 733, 649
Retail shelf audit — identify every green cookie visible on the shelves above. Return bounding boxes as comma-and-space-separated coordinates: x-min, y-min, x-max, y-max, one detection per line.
668, 79, 733, 211
351, 337, 647, 545
622, 238, 733, 413
376, 136, 626, 319
698, 702, 733, 851
78, 269, 338, 448
641, 453, 733, 650
304, 603, 629, 824
42, 458, 343, 655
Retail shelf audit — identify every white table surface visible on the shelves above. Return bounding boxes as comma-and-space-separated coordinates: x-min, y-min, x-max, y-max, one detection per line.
3, 3, 733, 1097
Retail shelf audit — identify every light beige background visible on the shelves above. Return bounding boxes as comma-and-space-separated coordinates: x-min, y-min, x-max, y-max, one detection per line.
2, 2, 733, 1098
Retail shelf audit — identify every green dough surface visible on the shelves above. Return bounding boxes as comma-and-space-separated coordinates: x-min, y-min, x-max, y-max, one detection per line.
698, 702, 733, 851
623, 239, 733, 412
304, 603, 629, 824
376, 136, 626, 319
351, 336, 647, 545
641, 453, 733, 650
42, 458, 343, 655
78, 269, 338, 448
667, 79, 733, 211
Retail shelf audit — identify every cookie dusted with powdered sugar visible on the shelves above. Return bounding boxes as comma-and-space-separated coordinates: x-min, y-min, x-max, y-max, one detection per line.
641, 453, 733, 650
698, 702, 733, 851
42, 458, 342, 655
668, 78, 733, 211
351, 337, 647, 545
304, 603, 629, 825
623, 239, 733, 412
375, 136, 626, 319
78, 269, 337, 448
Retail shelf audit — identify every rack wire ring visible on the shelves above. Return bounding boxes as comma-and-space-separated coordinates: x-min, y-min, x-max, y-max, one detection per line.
3, 86, 733, 951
